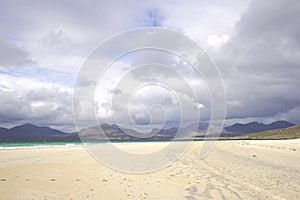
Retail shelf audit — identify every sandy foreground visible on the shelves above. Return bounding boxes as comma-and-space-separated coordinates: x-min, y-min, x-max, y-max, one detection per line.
0, 140, 299, 200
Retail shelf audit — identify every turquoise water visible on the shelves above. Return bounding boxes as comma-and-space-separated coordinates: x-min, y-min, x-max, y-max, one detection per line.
0, 141, 83, 149
0, 139, 214, 149
0, 141, 168, 149
0, 140, 165, 148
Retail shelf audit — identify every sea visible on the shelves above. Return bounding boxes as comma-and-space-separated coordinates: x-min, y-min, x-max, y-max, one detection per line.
0, 142, 84, 150
0, 139, 200, 150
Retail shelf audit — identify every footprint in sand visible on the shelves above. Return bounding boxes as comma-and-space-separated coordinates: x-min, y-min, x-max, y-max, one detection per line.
186, 186, 198, 193
185, 185, 198, 200
1, 178, 6, 181
185, 195, 196, 200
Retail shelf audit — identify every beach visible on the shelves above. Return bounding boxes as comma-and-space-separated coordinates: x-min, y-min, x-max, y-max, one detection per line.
0, 140, 299, 200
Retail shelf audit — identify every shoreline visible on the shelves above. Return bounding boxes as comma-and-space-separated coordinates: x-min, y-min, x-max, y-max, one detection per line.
0, 138, 299, 150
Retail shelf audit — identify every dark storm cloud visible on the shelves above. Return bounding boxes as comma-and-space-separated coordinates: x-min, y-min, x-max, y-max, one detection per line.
216, 0, 300, 123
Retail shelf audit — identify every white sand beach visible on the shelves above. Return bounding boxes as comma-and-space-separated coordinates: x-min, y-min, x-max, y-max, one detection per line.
0, 140, 299, 200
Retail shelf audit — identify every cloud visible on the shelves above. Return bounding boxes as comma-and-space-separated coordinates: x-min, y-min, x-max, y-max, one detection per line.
207, 34, 229, 48
89, 47, 214, 126
0, 73, 74, 131
0, 0, 299, 130
0, 38, 34, 67
214, 0, 300, 123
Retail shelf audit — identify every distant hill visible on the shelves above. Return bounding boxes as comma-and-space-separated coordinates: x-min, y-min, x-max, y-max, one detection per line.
173, 120, 295, 138
238, 125, 300, 139
9, 123, 66, 137
224, 121, 295, 135
150, 122, 209, 136
0, 120, 297, 142
0, 127, 9, 134
0, 123, 79, 142
79, 123, 174, 141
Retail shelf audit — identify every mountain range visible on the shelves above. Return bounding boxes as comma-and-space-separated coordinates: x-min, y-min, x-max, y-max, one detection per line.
0, 121, 296, 142
0, 123, 79, 142
223, 121, 295, 135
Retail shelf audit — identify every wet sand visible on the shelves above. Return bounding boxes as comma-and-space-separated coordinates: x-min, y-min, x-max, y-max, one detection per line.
0, 139, 299, 199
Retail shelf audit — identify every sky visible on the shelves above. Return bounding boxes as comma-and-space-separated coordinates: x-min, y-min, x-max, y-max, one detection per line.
0, 0, 300, 132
